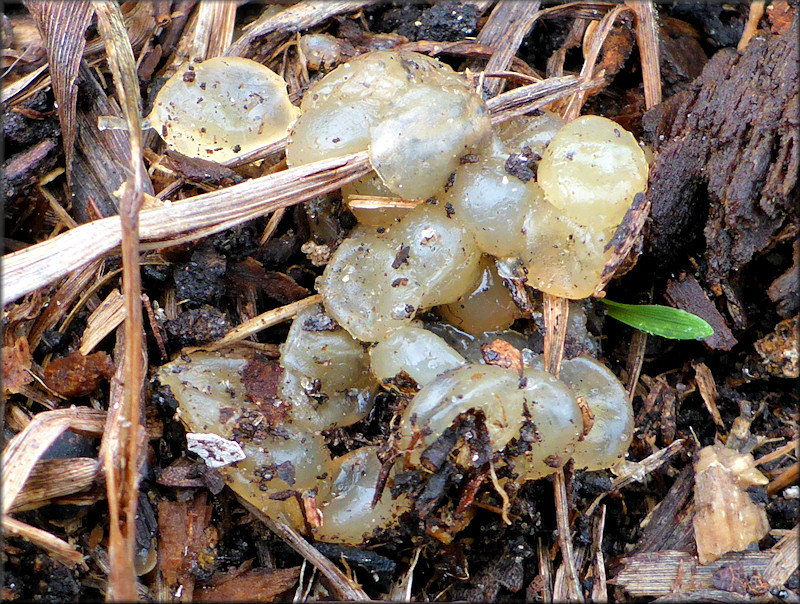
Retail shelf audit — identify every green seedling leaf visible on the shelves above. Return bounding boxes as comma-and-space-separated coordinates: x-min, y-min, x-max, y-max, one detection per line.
601, 299, 715, 340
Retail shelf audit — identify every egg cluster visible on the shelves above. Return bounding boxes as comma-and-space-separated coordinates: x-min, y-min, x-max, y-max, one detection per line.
160, 303, 633, 544
160, 50, 645, 545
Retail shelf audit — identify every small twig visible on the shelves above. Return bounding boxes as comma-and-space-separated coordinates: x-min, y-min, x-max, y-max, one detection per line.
563, 3, 634, 121
142, 293, 168, 360
476, 0, 542, 97
258, 207, 286, 247
585, 439, 687, 517
2, 515, 85, 568
543, 293, 570, 378
625, 330, 648, 405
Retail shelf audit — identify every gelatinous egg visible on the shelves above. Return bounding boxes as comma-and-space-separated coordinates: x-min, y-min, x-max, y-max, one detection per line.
148, 57, 298, 162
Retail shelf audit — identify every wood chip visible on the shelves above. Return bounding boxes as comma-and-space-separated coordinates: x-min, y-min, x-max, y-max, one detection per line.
616, 550, 773, 598
665, 274, 737, 351
157, 492, 214, 601
194, 567, 301, 602
693, 444, 770, 565
691, 361, 724, 428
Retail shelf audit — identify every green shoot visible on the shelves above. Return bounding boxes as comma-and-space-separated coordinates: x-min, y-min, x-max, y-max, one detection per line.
601, 299, 715, 340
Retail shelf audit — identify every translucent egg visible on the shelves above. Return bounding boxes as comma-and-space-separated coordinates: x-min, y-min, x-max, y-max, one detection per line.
287, 50, 491, 199
392, 203, 482, 307
312, 446, 411, 544
368, 84, 492, 200
518, 202, 614, 299
438, 257, 520, 335
158, 348, 333, 533
537, 115, 648, 229
148, 57, 298, 162
318, 226, 423, 342
369, 325, 466, 387
441, 154, 540, 257
528, 354, 633, 470
286, 101, 378, 167
495, 111, 565, 157
278, 368, 376, 432
396, 364, 526, 468
280, 304, 370, 392
504, 368, 585, 481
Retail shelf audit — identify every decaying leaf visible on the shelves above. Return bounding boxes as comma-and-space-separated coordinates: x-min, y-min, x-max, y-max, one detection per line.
2, 337, 33, 394
754, 315, 799, 379
43, 350, 115, 397
693, 443, 770, 565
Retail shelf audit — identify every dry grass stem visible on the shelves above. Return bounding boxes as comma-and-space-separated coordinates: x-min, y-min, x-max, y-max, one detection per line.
476, 0, 542, 96
586, 439, 687, 516
225, 0, 378, 58
543, 293, 570, 377
2, 407, 106, 516
563, 3, 633, 121
198, 294, 322, 351
625, 330, 648, 404
591, 505, 609, 601
94, 1, 147, 599
2, 515, 85, 567
626, 0, 662, 108
347, 195, 422, 210
79, 289, 126, 355
23, 0, 95, 177
2, 152, 372, 305
553, 469, 585, 602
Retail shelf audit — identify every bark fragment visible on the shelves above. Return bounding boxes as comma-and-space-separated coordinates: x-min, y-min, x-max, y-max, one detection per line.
644, 17, 798, 282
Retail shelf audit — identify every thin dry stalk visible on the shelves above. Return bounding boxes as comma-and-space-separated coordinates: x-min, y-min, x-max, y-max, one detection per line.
563, 3, 634, 121
625, 330, 648, 404
487, 74, 604, 125
755, 439, 798, 466
586, 439, 687, 516
237, 498, 370, 601
259, 207, 287, 246
2, 515, 85, 567
543, 293, 570, 378
591, 505, 608, 601
28, 259, 104, 350
347, 195, 421, 210
190, 1, 237, 61
2, 152, 372, 306
762, 524, 799, 586
198, 294, 322, 351
553, 469, 585, 602
626, 0, 662, 108
476, 0, 542, 96
536, 537, 554, 601
94, 1, 146, 599
79, 289, 126, 355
